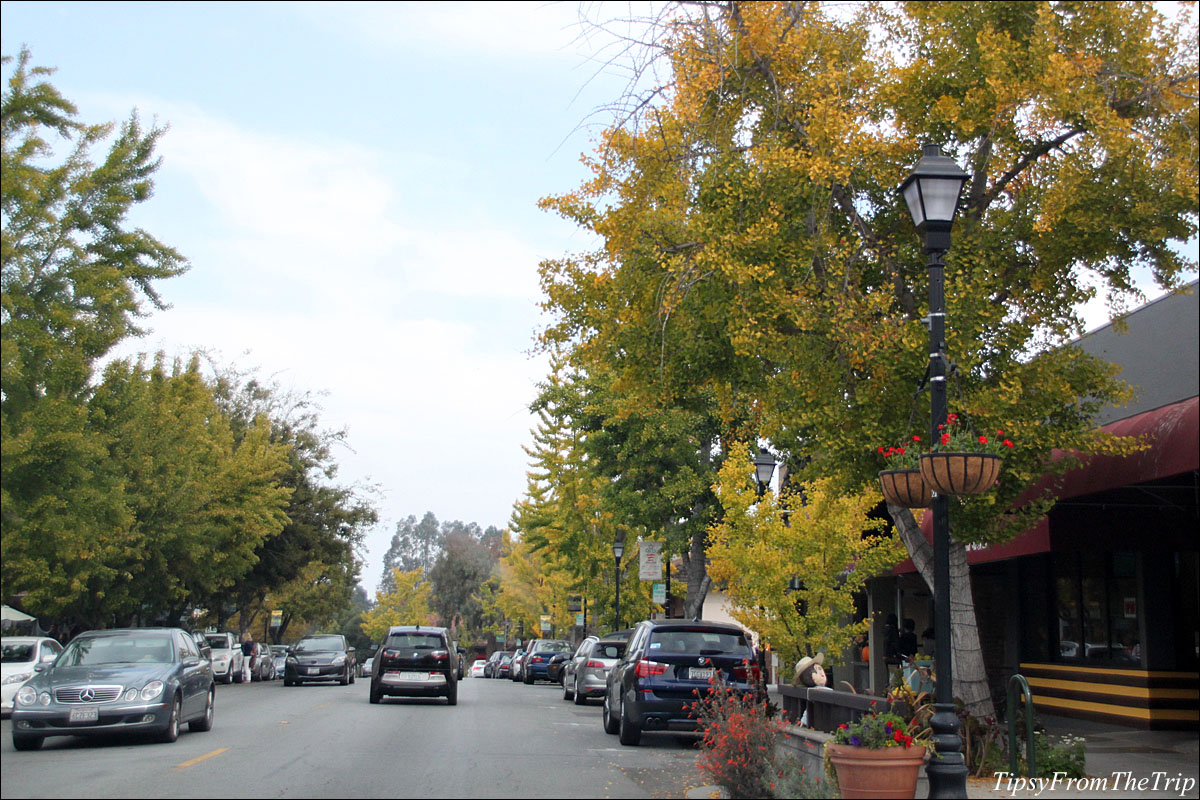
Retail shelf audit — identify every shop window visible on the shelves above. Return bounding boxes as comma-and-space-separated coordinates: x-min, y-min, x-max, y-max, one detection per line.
1051, 551, 1142, 666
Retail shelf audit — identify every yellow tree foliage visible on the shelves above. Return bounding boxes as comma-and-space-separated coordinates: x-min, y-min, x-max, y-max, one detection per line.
362, 568, 433, 641
708, 446, 907, 673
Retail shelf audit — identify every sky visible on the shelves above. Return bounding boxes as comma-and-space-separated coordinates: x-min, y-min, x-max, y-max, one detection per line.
3, 2, 1194, 598
2, 1, 650, 595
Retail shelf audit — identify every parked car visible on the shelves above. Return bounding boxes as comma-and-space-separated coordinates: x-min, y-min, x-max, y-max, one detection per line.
510, 647, 529, 682
243, 639, 274, 681
10, 628, 214, 750
602, 619, 757, 746
525, 639, 573, 684
496, 653, 513, 679
269, 645, 289, 679
285, 634, 356, 686
204, 632, 248, 684
484, 650, 510, 678
369, 626, 458, 706
455, 646, 466, 680
562, 636, 625, 705
469, 659, 487, 678
2, 637, 63, 717
187, 631, 212, 665
361, 657, 374, 678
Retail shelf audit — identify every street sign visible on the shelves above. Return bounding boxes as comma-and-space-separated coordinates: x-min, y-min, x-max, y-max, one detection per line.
540, 615, 551, 633
639, 541, 663, 580
652, 583, 666, 604
270, 610, 282, 628
575, 612, 585, 627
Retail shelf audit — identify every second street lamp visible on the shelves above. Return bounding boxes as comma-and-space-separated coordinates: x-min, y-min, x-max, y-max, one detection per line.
613, 531, 626, 631
901, 143, 970, 799
753, 448, 777, 499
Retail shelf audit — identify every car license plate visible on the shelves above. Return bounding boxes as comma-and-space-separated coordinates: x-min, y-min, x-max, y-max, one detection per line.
69, 707, 99, 723
399, 672, 427, 681
307, 668, 319, 675
690, 668, 716, 680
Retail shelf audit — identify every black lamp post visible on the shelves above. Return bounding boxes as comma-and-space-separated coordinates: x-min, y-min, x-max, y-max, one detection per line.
613, 530, 626, 631
900, 143, 970, 799
753, 448, 777, 498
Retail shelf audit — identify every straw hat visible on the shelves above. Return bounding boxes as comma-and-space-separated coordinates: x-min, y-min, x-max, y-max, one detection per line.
793, 652, 825, 681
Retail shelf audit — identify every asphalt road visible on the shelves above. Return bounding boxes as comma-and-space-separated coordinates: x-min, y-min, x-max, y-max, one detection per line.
1, 675, 707, 799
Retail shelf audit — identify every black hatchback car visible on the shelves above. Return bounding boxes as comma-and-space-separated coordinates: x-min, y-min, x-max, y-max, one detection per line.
369, 626, 458, 705
602, 619, 757, 746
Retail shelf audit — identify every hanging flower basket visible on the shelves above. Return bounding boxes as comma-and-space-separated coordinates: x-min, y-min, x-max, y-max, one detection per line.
919, 452, 1002, 496
878, 469, 933, 508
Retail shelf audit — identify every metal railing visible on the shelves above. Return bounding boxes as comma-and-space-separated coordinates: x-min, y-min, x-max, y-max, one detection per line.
1007, 674, 1037, 777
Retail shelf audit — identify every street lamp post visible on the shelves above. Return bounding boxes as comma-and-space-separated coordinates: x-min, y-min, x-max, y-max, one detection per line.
753, 448, 777, 498
613, 531, 626, 631
900, 143, 970, 799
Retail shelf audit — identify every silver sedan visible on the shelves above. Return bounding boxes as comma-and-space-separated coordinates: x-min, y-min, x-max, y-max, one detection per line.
562, 638, 625, 705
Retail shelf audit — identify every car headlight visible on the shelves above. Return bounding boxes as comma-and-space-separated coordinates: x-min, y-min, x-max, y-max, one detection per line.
331, 655, 346, 666
3, 672, 33, 686
124, 688, 138, 702
16, 686, 37, 706
39, 692, 51, 705
140, 681, 164, 701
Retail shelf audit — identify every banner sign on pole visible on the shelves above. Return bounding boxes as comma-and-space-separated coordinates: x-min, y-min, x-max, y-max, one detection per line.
269, 610, 282, 628
575, 612, 585, 627
639, 541, 663, 581
652, 583, 666, 604
540, 615, 551, 633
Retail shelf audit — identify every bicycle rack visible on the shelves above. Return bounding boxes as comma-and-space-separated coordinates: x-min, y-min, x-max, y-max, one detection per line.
1007, 674, 1037, 777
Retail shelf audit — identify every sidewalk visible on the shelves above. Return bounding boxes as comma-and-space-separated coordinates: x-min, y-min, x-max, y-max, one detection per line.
964, 714, 1199, 799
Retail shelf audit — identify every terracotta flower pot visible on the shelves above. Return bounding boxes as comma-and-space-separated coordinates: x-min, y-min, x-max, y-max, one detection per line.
919, 452, 1002, 496
878, 469, 933, 508
827, 742, 929, 799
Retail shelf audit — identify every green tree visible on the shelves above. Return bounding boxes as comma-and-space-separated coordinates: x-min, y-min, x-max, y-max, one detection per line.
428, 524, 500, 636
1, 48, 186, 622
379, 511, 442, 591
541, 1, 1195, 714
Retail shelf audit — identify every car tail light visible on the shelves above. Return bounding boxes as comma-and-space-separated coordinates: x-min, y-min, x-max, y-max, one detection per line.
430, 650, 448, 661
531, 656, 544, 664
635, 659, 668, 678
731, 665, 750, 681
382, 649, 402, 659
585, 660, 606, 669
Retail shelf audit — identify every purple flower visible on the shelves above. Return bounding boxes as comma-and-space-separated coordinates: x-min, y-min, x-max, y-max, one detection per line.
850, 736, 861, 747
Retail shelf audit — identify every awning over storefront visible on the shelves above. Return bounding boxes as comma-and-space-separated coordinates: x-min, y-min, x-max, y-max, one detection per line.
893, 396, 1199, 573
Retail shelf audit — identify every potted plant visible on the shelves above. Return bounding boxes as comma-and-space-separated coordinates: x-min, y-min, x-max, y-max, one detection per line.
876, 436, 932, 508
918, 413, 1013, 496
827, 711, 929, 799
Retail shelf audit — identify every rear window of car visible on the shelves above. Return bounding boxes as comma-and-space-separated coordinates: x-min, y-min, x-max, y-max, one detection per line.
647, 628, 750, 655
384, 632, 444, 650
534, 640, 572, 653
593, 641, 626, 659
206, 635, 232, 650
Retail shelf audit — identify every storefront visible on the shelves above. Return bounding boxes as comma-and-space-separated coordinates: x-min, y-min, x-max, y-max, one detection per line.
866, 285, 1199, 729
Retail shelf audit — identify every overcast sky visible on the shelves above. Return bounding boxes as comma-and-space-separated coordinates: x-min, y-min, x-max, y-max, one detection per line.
3, 2, 1193, 597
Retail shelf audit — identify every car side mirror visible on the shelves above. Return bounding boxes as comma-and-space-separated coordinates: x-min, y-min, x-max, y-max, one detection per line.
34, 663, 50, 673
183, 657, 202, 668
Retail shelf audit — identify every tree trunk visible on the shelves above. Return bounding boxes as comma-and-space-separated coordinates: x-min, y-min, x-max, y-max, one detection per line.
888, 504, 995, 718
680, 527, 712, 620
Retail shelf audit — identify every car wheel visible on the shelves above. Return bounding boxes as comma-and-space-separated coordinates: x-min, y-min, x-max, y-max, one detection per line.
573, 676, 587, 705
284, 676, 294, 686
563, 676, 574, 701
524, 669, 534, 685
339, 667, 350, 686
12, 733, 44, 751
602, 693, 620, 735
446, 681, 458, 706
369, 685, 382, 704
618, 696, 641, 746
158, 695, 181, 743
189, 688, 215, 732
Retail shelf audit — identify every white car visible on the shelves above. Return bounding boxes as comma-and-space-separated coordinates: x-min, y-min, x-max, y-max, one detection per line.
361, 657, 374, 678
469, 659, 487, 678
204, 632, 249, 684
2, 637, 63, 716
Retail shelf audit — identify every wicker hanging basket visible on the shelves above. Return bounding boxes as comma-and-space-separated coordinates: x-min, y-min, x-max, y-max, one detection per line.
878, 469, 933, 508
919, 452, 1002, 496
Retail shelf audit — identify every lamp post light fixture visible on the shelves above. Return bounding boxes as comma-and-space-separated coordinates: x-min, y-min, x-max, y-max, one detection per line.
753, 448, 777, 498
901, 143, 970, 799
613, 530, 626, 632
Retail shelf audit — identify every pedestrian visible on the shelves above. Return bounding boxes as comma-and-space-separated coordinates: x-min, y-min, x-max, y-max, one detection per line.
897, 618, 919, 659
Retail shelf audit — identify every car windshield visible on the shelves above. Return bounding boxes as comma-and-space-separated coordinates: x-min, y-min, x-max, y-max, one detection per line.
59, 634, 175, 666
648, 628, 750, 655
206, 635, 232, 650
2, 643, 36, 663
535, 640, 571, 653
295, 636, 344, 652
270, 646, 289, 656
385, 632, 443, 650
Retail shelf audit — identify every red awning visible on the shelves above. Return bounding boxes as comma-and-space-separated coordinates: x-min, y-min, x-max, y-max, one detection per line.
892, 396, 1198, 573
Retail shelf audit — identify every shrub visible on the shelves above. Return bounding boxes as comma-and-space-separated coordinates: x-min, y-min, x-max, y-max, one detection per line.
691, 675, 782, 799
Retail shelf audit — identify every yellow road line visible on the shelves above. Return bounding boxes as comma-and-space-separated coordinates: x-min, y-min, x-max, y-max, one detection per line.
174, 747, 230, 770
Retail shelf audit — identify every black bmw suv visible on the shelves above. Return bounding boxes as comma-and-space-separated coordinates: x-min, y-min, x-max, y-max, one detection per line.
369, 626, 458, 706
602, 619, 757, 745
